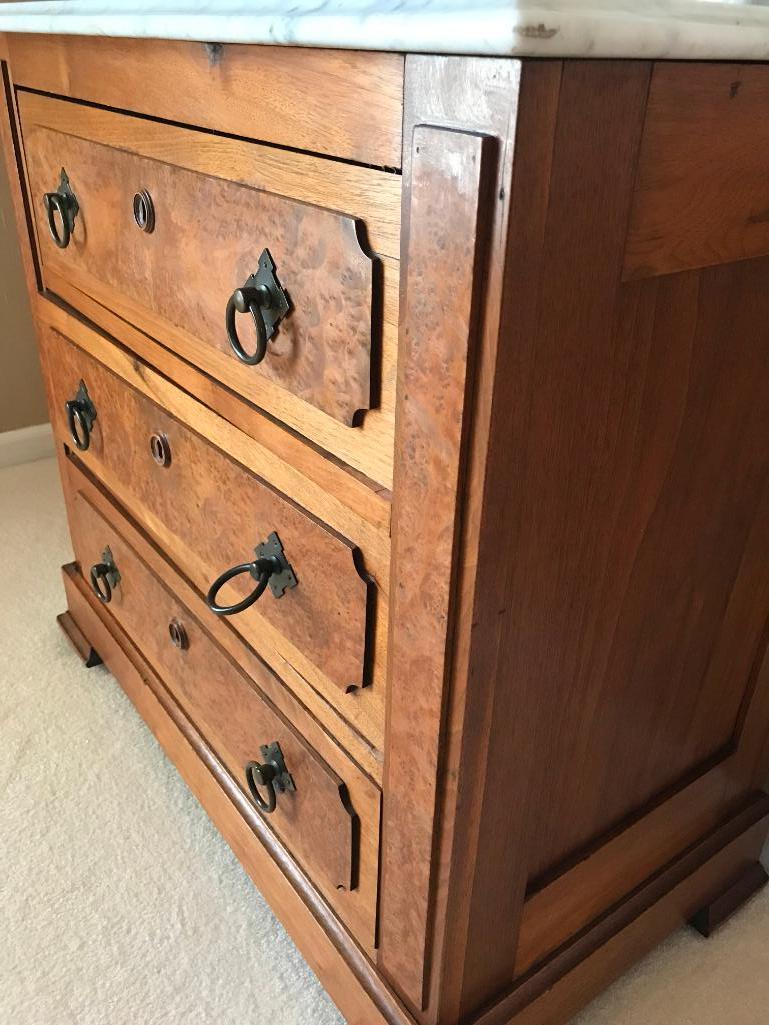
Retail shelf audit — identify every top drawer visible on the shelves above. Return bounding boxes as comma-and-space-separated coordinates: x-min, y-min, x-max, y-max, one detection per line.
18, 92, 401, 487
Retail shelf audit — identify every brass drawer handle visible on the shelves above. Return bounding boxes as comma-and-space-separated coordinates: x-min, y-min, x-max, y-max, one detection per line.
245, 741, 295, 815
65, 380, 97, 452
206, 532, 297, 616
90, 546, 120, 605
225, 249, 290, 366
43, 168, 79, 250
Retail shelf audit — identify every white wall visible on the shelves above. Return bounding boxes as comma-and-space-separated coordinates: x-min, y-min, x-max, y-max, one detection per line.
0, 152, 47, 433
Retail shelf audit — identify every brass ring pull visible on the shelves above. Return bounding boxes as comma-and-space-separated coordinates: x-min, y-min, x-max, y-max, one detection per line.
90, 547, 120, 605
65, 381, 97, 452
66, 401, 91, 451
244, 742, 295, 816
226, 284, 270, 366
245, 760, 278, 814
90, 563, 114, 604
225, 250, 290, 367
205, 533, 298, 616
206, 557, 279, 615
43, 169, 79, 250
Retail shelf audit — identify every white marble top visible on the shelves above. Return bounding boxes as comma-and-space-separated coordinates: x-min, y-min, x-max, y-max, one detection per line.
1, 1, 769, 60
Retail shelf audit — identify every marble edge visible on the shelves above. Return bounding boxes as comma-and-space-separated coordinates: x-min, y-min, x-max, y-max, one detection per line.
2, 4, 769, 60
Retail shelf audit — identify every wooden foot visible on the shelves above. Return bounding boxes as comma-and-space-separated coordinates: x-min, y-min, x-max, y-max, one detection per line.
690, 862, 768, 938
57, 610, 104, 668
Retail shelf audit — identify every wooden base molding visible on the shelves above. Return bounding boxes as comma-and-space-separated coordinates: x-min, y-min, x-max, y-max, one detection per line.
690, 861, 769, 939
474, 807, 769, 1025
57, 609, 103, 668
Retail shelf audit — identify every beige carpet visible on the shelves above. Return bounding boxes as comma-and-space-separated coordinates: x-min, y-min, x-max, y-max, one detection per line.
1, 456, 768, 1025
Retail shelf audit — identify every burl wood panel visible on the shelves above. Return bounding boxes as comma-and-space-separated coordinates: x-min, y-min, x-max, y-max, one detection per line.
625, 62, 769, 279
8, 34, 404, 169
23, 108, 379, 427
378, 125, 495, 1010
67, 488, 373, 923
41, 326, 374, 698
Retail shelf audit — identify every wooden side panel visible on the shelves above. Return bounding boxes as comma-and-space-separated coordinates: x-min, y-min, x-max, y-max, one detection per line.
509, 255, 769, 885
625, 62, 769, 279
450, 56, 769, 1015
7, 34, 404, 168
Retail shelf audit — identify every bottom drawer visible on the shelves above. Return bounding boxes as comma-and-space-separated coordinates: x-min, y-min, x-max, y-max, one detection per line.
63, 458, 379, 949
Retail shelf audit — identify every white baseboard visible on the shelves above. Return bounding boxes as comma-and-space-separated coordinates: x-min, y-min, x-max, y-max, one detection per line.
0, 422, 55, 470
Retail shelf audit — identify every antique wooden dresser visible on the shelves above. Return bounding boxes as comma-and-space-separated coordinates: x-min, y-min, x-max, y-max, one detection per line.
2, 4, 769, 1024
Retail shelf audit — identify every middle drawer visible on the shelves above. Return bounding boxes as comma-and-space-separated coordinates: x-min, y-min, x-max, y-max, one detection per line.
41, 325, 380, 730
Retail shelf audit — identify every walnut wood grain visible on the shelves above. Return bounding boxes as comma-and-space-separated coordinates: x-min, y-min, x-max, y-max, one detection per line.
66, 487, 379, 942
382, 55, 769, 1025
16, 91, 400, 488
474, 801, 769, 1025
7, 34, 404, 169
625, 62, 769, 279
439, 57, 769, 1017
480, 66, 769, 889
22, 104, 379, 427
37, 308, 389, 751
61, 567, 413, 1025
41, 326, 376, 702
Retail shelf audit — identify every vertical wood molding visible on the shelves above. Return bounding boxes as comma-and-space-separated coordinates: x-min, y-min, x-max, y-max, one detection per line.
379, 122, 495, 1010
380, 55, 522, 1019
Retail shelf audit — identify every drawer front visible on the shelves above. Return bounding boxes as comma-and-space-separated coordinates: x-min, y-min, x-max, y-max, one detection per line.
24, 108, 376, 427
42, 326, 375, 701
65, 480, 379, 947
